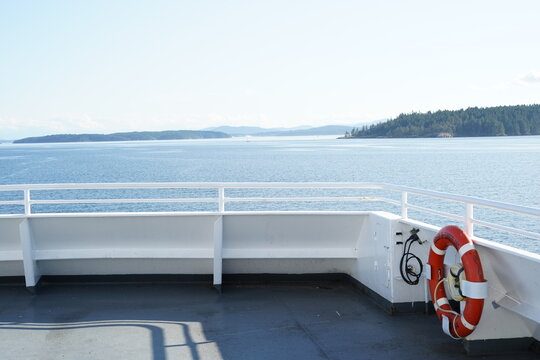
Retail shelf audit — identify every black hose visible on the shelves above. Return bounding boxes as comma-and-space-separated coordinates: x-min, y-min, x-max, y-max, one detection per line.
399, 232, 423, 285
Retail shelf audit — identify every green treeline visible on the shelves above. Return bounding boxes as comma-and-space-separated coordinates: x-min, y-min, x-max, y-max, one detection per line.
14, 130, 231, 143
345, 104, 540, 138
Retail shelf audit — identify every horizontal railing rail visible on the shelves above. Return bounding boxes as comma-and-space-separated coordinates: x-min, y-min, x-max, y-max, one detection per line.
0, 182, 539, 241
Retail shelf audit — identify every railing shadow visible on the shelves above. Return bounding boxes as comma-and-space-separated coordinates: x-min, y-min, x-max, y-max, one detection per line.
0, 284, 223, 360
0, 320, 207, 360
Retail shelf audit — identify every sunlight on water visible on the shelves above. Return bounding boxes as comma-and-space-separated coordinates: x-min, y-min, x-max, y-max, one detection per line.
1, 136, 539, 252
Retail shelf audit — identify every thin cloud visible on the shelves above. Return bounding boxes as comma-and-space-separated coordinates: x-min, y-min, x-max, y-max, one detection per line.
467, 72, 540, 91
0, 114, 111, 139
517, 72, 540, 85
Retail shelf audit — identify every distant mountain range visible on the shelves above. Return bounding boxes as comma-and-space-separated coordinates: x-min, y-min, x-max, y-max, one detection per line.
203, 125, 312, 136
252, 125, 356, 136
204, 124, 374, 136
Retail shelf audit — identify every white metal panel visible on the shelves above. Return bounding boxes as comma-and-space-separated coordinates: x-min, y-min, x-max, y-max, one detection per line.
33, 248, 213, 260
29, 216, 216, 250
0, 218, 25, 275
350, 212, 401, 302
0, 218, 24, 251
222, 248, 356, 259
213, 216, 223, 286
391, 222, 434, 304
465, 243, 540, 341
38, 258, 213, 275
495, 296, 540, 324
0, 261, 24, 276
223, 214, 364, 251
20, 219, 40, 287
223, 259, 355, 274
0, 250, 23, 261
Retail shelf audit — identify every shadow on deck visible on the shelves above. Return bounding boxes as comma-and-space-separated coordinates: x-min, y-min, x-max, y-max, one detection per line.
0, 279, 537, 360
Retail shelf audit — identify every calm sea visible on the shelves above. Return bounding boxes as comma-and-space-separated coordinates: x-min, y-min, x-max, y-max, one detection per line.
1, 135, 539, 252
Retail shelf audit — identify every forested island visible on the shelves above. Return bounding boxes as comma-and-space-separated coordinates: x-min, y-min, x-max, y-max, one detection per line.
343, 104, 540, 138
14, 130, 231, 144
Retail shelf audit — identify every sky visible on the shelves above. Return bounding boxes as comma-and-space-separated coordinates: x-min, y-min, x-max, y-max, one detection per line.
1, 0, 540, 139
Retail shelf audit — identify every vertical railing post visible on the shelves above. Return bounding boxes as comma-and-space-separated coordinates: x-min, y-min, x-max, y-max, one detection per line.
401, 191, 408, 219
20, 218, 41, 291
466, 203, 474, 237
218, 187, 225, 213
24, 189, 31, 215
213, 215, 223, 292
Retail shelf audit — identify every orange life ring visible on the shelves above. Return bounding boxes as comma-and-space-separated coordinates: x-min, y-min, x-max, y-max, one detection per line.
427, 225, 488, 338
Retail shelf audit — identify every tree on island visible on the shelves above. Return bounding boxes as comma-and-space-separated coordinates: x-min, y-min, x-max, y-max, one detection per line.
344, 104, 540, 138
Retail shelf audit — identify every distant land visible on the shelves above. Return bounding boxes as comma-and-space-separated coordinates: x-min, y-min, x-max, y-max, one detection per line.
204, 125, 311, 136
342, 104, 540, 138
12, 123, 381, 143
253, 125, 355, 136
206, 123, 384, 137
13, 130, 230, 144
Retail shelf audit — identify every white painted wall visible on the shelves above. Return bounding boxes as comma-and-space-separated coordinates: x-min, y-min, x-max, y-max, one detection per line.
0, 217, 24, 276
30, 215, 216, 251
350, 212, 401, 301
0, 213, 367, 279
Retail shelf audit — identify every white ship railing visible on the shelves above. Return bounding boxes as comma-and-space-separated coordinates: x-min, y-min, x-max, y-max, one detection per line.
0, 182, 539, 241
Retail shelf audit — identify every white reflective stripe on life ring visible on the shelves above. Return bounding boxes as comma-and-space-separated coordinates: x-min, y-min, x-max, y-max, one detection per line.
441, 315, 452, 337
458, 243, 475, 258
431, 243, 446, 256
461, 280, 489, 299
461, 316, 476, 330
436, 297, 449, 308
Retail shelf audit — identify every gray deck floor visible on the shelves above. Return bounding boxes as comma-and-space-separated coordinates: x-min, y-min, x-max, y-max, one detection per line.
0, 281, 537, 360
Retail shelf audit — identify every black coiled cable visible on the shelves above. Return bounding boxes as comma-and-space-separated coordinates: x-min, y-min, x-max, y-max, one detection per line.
399, 230, 424, 285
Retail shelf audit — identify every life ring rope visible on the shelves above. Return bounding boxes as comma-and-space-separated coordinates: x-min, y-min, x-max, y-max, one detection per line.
433, 278, 462, 340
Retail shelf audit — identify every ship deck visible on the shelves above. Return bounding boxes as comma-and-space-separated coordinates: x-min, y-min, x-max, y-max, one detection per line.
0, 279, 538, 360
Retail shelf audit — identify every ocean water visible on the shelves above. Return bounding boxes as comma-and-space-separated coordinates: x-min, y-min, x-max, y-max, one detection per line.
1, 135, 539, 252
